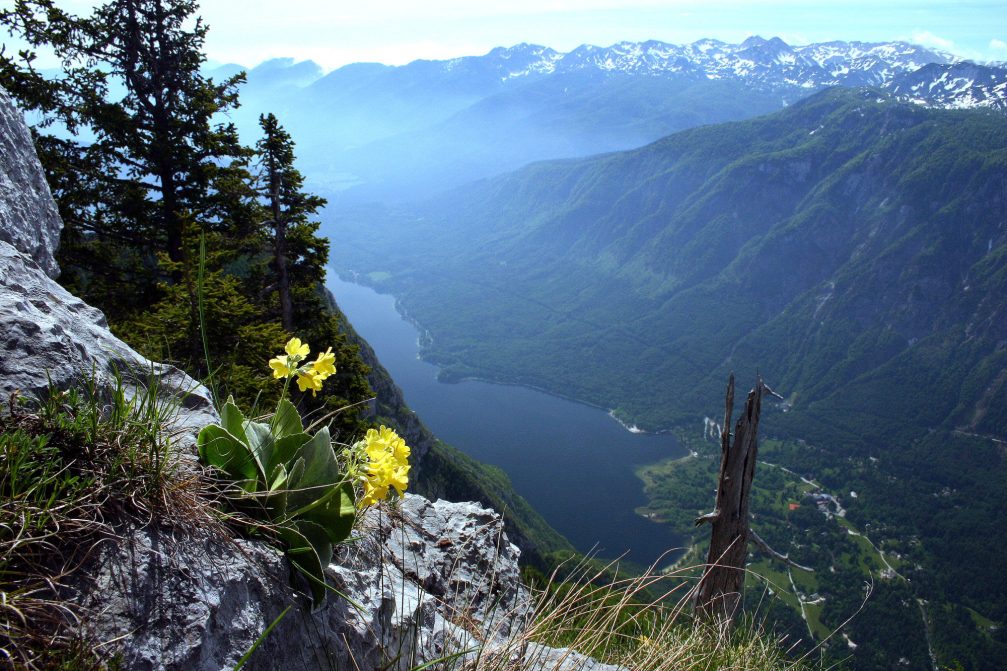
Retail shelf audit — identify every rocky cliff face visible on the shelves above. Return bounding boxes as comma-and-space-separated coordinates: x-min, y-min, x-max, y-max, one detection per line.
0, 87, 62, 278
75, 496, 530, 670
0, 86, 615, 670
0, 86, 216, 443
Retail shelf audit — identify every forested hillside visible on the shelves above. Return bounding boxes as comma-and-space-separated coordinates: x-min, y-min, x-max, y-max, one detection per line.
330, 88, 1007, 436
328, 88, 1007, 668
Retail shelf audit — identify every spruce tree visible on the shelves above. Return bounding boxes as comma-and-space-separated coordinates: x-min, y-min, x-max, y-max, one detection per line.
256, 112, 326, 331
1, 0, 249, 319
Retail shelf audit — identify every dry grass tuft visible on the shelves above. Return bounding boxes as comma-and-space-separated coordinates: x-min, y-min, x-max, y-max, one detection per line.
0, 376, 226, 669
446, 554, 817, 671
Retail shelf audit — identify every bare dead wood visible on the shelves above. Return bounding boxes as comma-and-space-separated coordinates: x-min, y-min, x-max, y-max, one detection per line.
694, 373, 764, 625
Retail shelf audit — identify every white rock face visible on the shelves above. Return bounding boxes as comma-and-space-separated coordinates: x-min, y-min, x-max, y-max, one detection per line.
0, 84, 216, 443
0, 240, 217, 441
75, 496, 529, 670
0, 86, 62, 278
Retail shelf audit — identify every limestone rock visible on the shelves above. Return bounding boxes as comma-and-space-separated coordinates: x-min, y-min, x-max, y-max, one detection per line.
521, 644, 627, 671
0, 82, 215, 445
76, 495, 531, 670
0, 86, 62, 278
0, 240, 217, 447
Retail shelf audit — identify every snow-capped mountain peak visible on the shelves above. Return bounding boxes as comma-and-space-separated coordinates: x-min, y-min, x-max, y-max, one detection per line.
469, 36, 1003, 110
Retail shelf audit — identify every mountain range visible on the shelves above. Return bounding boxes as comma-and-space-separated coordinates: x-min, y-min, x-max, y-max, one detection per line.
325, 88, 1007, 668
212, 37, 1007, 200
218, 39, 1007, 669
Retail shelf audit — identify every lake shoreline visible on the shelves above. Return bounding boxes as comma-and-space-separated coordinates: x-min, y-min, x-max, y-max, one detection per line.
332, 268, 671, 438
327, 270, 688, 567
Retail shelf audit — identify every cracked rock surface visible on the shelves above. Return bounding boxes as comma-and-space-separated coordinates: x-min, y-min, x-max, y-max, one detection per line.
0, 86, 62, 278
75, 497, 530, 670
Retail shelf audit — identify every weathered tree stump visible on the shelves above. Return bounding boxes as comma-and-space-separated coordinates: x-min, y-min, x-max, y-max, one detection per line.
693, 373, 764, 624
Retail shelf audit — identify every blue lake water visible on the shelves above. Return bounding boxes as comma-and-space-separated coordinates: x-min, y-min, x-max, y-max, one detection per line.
327, 272, 687, 568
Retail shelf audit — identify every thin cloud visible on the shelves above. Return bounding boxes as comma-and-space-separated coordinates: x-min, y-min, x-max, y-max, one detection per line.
990, 38, 1007, 51
911, 30, 955, 51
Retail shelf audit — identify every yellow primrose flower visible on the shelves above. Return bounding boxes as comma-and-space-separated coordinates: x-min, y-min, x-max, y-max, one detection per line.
268, 355, 292, 379
359, 476, 385, 508
311, 347, 336, 379
364, 426, 410, 465
360, 456, 409, 507
296, 369, 324, 396
388, 461, 409, 496
284, 337, 310, 360
357, 426, 410, 507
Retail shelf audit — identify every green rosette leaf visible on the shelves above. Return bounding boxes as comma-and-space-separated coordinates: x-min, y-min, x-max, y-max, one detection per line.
242, 419, 274, 481
299, 481, 356, 545
271, 399, 303, 439
219, 397, 248, 446
267, 432, 311, 474
285, 428, 342, 512
277, 520, 333, 607
196, 424, 257, 483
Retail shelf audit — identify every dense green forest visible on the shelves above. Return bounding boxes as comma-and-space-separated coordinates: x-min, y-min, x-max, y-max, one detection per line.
327, 90, 1007, 670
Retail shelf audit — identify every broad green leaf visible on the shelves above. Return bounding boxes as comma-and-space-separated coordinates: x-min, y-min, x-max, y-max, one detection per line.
269, 463, 289, 492
197, 424, 256, 482
286, 428, 342, 512
242, 419, 274, 480
287, 457, 305, 494
295, 520, 334, 570
277, 520, 333, 607
219, 397, 248, 446
300, 481, 356, 545
267, 432, 311, 473
265, 463, 289, 518
271, 399, 303, 439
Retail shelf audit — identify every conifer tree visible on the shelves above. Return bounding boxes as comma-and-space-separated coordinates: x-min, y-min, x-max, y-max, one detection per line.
3, 2, 375, 437
1, 0, 249, 318
256, 112, 326, 331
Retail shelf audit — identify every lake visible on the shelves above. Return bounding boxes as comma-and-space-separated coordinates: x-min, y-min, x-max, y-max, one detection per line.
327, 272, 688, 568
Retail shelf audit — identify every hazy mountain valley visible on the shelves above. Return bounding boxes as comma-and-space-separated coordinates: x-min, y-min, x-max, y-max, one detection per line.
325, 88, 1007, 669
225, 39, 1007, 669
4, 6, 1007, 667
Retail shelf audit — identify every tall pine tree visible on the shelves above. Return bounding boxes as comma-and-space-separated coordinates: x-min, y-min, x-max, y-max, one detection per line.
1, 0, 249, 320
255, 112, 326, 331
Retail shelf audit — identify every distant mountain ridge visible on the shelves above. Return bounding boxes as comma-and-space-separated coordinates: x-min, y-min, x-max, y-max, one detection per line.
218, 36, 1005, 111
207, 37, 1005, 201
482, 37, 952, 88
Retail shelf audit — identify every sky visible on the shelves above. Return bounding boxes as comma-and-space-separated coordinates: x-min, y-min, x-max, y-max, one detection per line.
4, 1, 1006, 70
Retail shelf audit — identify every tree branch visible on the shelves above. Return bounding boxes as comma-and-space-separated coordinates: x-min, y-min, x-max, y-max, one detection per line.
695, 510, 720, 527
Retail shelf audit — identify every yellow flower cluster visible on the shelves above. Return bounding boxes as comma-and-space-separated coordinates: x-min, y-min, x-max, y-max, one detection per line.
358, 425, 411, 508
268, 337, 337, 396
